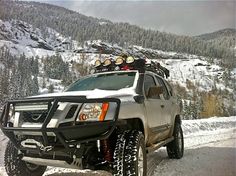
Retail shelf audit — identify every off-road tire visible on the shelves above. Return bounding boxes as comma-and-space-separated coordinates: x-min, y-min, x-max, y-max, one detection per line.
124, 131, 147, 176
113, 131, 128, 176
4, 141, 47, 176
113, 130, 147, 176
167, 122, 184, 159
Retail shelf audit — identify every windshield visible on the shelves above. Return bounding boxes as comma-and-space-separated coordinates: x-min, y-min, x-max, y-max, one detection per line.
66, 72, 137, 91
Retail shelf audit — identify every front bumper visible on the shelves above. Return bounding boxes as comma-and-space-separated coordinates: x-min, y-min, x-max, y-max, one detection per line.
0, 96, 120, 152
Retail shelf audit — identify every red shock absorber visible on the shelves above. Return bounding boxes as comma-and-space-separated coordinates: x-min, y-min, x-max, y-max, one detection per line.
100, 139, 113, 162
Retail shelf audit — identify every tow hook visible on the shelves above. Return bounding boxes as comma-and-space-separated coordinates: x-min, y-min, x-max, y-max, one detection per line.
41, 145, 53, 152
21, 139, 53, 152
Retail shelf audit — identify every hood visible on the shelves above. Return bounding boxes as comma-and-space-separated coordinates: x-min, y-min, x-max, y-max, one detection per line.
31, 88, 137, 100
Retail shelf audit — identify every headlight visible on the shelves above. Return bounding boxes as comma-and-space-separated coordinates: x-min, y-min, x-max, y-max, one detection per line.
76, 103, 109, 122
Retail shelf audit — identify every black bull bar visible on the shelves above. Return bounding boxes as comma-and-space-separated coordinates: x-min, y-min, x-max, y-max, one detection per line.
0, 96, 121, 151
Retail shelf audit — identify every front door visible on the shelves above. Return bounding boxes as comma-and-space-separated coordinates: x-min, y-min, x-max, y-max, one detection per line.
143, 74, 168, 143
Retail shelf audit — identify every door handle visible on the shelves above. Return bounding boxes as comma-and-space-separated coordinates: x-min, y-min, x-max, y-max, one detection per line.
161, 105, 164, 108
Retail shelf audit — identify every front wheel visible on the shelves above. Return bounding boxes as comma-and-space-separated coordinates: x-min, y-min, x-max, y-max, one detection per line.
113, 130, 147, 176
4, 141, 47, 176
166, 122, 184, 159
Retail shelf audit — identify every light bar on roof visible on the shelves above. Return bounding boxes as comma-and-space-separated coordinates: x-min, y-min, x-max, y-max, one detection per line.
93, 55, 170, 78
103, 59, 112, 67
94, 60, 102, 67
126, 56, 134, 64
115, 56, 124, 65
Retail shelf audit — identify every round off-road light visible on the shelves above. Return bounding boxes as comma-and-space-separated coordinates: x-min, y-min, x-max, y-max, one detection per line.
115, 56, 124, 65
103, 59, 112, 67
94, 60, 101, 67
126, 56, 134, 64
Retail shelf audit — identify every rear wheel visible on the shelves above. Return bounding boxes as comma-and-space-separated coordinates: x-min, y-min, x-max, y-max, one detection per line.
167, 122, 184, 159
4, 141, 47, 176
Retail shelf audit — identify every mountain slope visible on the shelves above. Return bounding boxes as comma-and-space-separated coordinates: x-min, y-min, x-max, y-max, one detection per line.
0, 0, 234, 64
0, 19, 235, 94
0, 19, 81, 57
197, 28, 236, 41
1, 18, 235, 117
196, 28, 236, 52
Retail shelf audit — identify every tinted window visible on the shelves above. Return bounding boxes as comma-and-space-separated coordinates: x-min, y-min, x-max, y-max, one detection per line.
66, 72, 136, 91
155, 76, 170, 100
144, 74, 158, 98
165, 81, 173, 96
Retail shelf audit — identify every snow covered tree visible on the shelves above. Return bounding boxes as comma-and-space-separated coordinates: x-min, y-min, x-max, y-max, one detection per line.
43, 54, 70, 81
48, 84, 54, 93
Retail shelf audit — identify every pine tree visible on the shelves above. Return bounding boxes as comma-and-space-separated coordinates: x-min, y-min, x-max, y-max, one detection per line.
32, 76, 39, 95
48, 84, 54, 93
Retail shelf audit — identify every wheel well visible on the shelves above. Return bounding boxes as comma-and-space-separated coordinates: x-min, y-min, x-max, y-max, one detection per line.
175, 115, 181, 125
116, 118, 145, 136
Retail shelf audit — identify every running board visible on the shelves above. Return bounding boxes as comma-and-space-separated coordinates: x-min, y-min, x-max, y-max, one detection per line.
22, 156, 82, 169
147, 137, 174, 153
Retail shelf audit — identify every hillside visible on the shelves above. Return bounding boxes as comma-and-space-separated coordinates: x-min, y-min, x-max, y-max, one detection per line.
197, 28, 236, 41
0, 0, 234, 67
0, 18, 235, 118
197, 28, 236, 53
0, 19, 80, 57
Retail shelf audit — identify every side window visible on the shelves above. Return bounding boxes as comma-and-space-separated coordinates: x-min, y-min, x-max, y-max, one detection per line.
165, 81, 173, 96
144, 74, 157, 98
155, 76, 170, 100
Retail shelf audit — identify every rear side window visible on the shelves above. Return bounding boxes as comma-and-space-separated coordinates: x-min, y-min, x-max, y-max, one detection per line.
155, 76, 170, 100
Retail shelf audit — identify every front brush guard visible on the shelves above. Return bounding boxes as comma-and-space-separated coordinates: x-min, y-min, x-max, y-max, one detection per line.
0, 96, 120, 152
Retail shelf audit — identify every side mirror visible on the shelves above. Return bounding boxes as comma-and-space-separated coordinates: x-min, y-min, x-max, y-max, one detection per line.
134, 95, 144, 104
147, 86, 163, 98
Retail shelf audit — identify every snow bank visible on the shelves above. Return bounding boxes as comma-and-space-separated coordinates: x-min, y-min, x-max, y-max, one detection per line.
182, 116, 236, 136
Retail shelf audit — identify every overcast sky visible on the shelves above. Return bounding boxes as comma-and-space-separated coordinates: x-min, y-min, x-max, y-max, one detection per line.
27, 0, 236, 36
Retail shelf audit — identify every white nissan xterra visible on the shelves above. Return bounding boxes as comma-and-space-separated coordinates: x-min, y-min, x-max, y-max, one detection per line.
0, 56, 184, 176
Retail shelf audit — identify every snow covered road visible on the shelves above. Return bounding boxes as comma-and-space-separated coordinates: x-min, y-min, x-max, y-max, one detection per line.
0, 117, 235, 176
150, 129, 236, 176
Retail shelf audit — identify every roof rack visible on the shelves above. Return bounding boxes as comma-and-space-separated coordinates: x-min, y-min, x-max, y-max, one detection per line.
93, 56, 170, 79
145, 61, 170, 78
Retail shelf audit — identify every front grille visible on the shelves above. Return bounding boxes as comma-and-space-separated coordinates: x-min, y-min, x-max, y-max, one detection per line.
65, 105, 78, 119
21, 111, 48, 123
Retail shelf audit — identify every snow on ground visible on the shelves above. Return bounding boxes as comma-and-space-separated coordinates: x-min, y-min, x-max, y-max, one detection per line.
158, 58, 229, 92
38, 77, 64, 94
152, 136, 236, 176
0, 19, 79, 52
149, 117, 236, 176
182, 116, 236, 136
0, 116, 235, 176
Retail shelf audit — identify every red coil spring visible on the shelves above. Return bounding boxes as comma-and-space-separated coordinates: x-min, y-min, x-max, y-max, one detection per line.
101, 139, 113, 162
